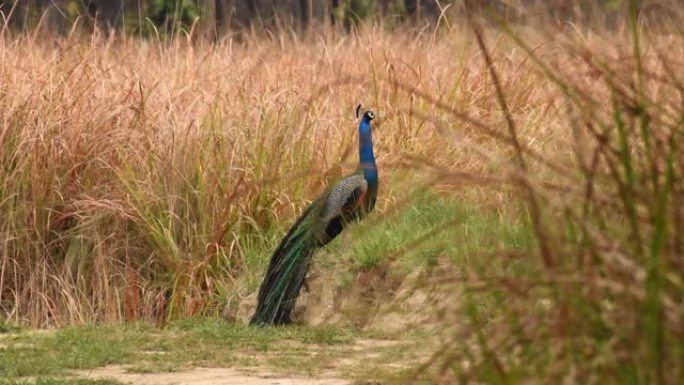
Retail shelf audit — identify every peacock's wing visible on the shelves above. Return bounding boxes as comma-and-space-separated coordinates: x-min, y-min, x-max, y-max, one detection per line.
315, 173, 368, 245
251, 174, 370, 325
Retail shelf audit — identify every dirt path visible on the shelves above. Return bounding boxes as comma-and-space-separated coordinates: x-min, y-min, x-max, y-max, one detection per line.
75, 338, 411, 384
5, 265, 450, 385
79, 366, 349, 385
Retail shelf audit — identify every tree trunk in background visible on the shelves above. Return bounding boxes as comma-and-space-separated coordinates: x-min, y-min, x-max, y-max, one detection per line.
89, 0, 124, 30
404, 0, 420, 22
226, 0, 256, 29
246, 0, 257, 23
5, 0, 29, 31
194, 0, 210, 38
298, 0, 311, 29
314, 0, 329, 27
2, 0, 59, 32
215, 0, 229, 36
35, 0, 69, 33
330, 0, 340, 25
377, 0, 390, 20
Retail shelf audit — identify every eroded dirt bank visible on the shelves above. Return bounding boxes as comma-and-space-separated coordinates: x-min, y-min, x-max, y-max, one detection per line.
72, 262, 461, 385
236, 260, 462, 332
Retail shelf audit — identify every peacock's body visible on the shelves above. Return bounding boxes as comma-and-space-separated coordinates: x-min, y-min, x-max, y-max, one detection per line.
250, 109, 378, 326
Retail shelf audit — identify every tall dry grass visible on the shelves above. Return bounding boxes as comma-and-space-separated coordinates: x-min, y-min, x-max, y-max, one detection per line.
1, 8, 683, 383
417, 8, 684, 384
0, 26, 551, 326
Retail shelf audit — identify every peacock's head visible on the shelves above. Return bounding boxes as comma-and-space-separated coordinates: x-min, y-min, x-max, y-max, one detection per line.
355, 104, 376, 123
363, 110, 376, 122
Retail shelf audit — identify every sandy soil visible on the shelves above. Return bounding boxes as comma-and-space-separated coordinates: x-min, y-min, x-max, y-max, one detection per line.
79, 366, 349, 385
76, 339, 405, 385
12, 265, 451, 385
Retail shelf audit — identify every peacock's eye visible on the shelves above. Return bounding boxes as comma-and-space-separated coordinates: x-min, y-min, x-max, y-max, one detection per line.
367, 111, 375, 120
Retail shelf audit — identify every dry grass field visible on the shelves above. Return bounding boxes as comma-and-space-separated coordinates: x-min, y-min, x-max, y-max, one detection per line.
1, 7, 683, 384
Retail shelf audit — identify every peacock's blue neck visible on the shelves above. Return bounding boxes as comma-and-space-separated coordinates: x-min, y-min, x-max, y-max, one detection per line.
359, 119, 378, 186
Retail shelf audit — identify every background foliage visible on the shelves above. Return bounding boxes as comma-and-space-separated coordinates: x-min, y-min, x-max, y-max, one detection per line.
0, 1, 683, 384
0, 0, 636, 36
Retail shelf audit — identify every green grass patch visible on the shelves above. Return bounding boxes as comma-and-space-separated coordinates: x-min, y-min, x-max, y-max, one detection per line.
326, 189, 535, 273
0, 324, 155, 378
0, 318, 400, 381
0, 320, 20, 334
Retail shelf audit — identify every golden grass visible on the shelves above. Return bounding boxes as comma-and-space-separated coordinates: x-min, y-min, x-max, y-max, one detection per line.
1, 5, 684, 382
0, 26, 544, 326
0, 13, 682, 355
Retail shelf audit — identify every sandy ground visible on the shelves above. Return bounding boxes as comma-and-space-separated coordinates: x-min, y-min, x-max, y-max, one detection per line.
72, 338, 409, 385
9, 266, 450, 385
79, 366, 349, 385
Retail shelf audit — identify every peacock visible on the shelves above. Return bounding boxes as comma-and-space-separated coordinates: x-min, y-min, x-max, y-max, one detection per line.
250, 106, 378, 326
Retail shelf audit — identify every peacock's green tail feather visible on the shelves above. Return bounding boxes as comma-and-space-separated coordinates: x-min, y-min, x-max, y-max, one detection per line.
250, 202, 320, 325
